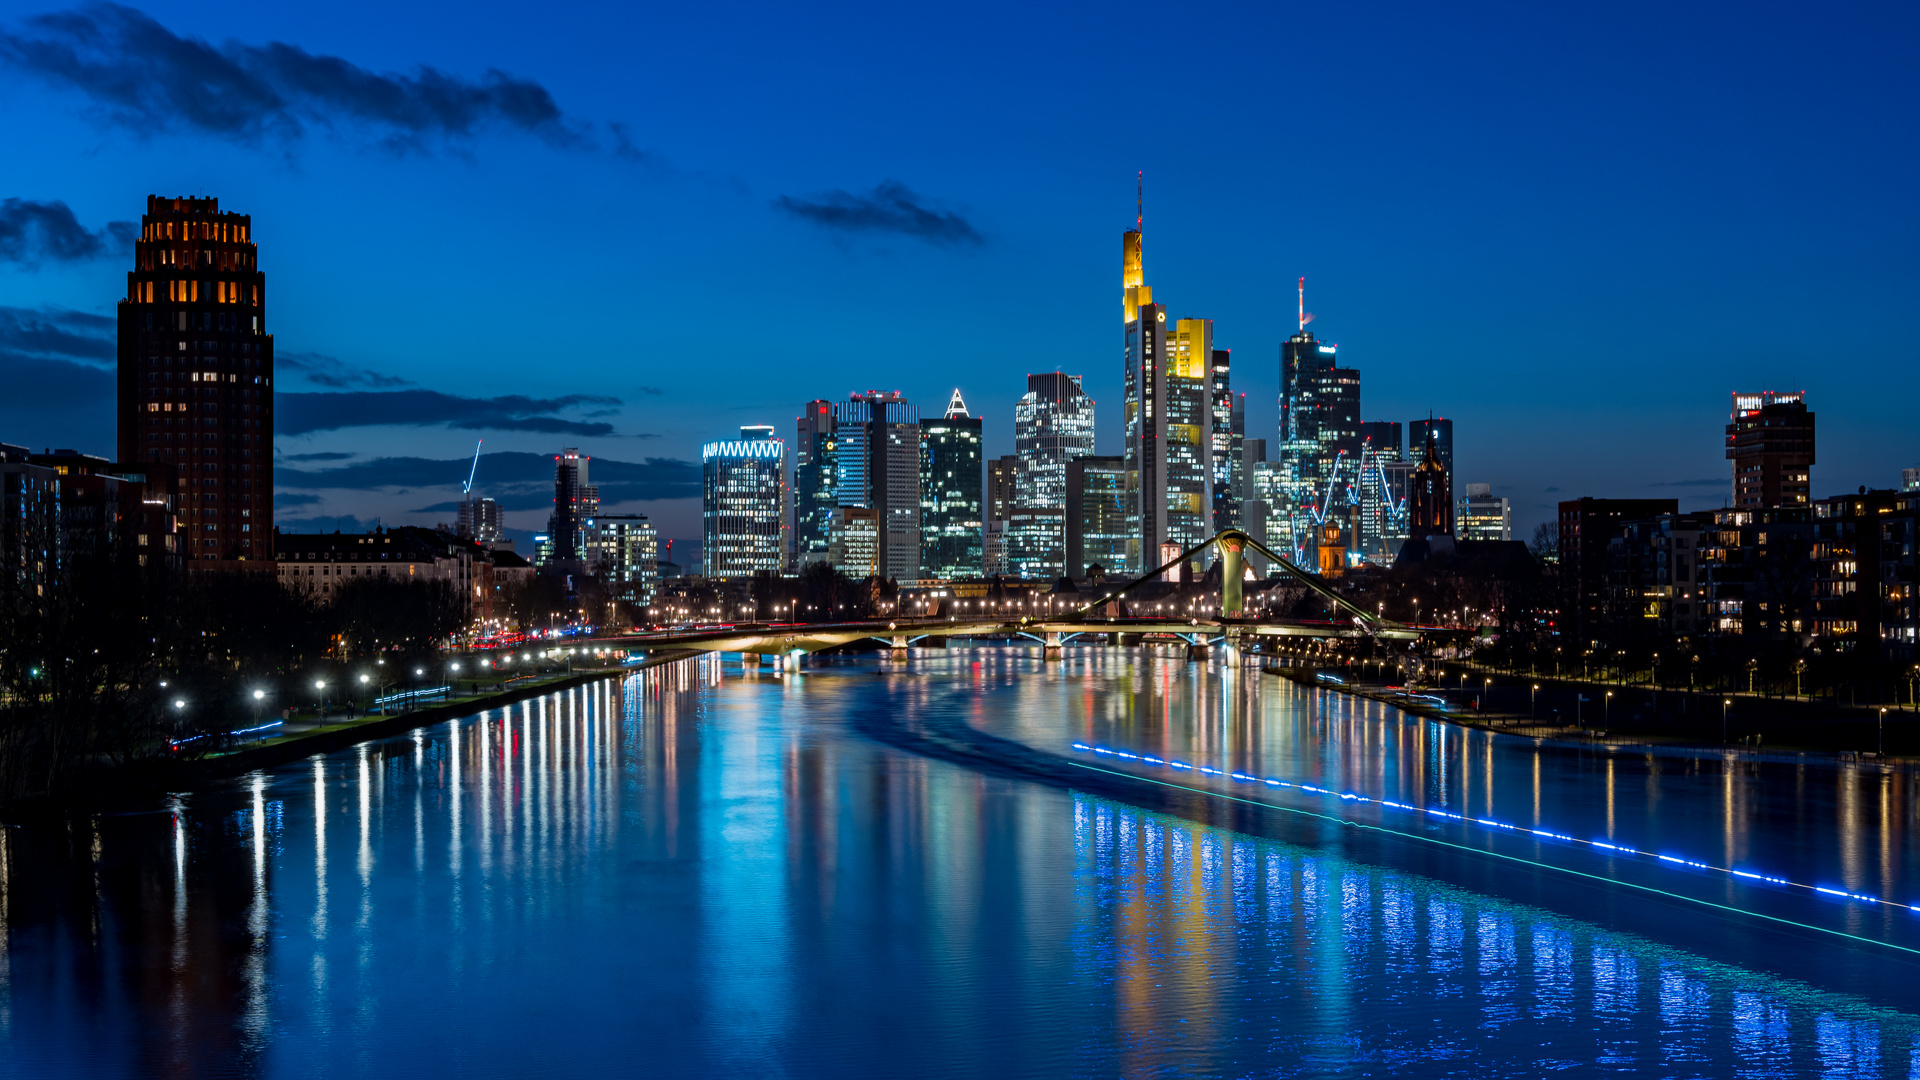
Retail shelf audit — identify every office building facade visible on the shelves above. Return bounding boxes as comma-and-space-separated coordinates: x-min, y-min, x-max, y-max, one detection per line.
988, 455, 1018, 525
702, 427, 787, 577
1209, 351, 1242, 533
116, 195, 272, 561
1124, 302, 1213, 572
545, 448, 599, 563
1066, 455, 1128, 578
1014, 372, 1095, 509
1458, 483, 1512, 541
833, 393, 921, 581
920, 389, 984, 579
793, 399, 839, 568
1726, 391, 1814, 509
1278, 329, 1360, 563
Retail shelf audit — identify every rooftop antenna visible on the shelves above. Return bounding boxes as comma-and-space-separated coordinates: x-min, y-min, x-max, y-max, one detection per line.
461, 439, 483, 495
1136, 170, 1143, 232
1298, 277, 1305, 333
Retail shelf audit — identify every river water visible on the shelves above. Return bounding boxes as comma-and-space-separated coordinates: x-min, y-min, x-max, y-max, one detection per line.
6, 646, 1920, 1077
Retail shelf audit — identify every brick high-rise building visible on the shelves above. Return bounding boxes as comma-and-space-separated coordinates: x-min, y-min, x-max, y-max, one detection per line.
1726, 391, 1814, 509
117, 196, 273, 561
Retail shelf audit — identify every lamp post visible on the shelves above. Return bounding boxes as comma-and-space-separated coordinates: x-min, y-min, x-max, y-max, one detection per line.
314, 679, 327, 718
1880, 707, 1887, 756
1604, 690, 1612, 728
1531, 683, 1539, 721
359, 672, 372, 713
1722, 697, 1731, 743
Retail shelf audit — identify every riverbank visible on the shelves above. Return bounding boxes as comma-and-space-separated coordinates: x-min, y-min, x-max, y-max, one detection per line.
8, 649, 705, 815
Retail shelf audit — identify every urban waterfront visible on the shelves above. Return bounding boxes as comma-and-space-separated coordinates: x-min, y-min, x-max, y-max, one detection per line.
5, 648, 1920, 1077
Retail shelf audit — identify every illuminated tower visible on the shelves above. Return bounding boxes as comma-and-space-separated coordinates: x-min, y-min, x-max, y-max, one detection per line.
919, 389, 984, 579
1014, 372, 1095, 508
116, 195, 272, 561
1120, 181, 1213, 571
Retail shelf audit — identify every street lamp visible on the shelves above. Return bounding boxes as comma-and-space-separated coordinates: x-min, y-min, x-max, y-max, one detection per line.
1880, 707, 1887, 756
1531, 683, 1539, 720
1604, 690, 1612, 728
1722, 697, 1731, 743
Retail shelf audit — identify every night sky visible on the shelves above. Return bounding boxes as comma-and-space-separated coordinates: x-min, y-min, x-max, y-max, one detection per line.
1, 0, 1914, 551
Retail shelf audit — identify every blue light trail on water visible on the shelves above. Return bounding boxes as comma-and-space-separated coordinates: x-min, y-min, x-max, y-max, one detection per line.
1070, 742, 1911, 918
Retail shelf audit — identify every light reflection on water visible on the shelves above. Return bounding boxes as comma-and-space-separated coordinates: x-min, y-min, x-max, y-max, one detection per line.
0, 650, 1917, 1077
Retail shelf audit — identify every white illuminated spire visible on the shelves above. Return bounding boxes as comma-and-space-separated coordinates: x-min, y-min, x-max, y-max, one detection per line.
945, 388, 969, 419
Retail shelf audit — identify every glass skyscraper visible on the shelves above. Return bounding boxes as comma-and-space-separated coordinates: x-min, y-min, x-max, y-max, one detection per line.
702, 426, 786, 577
1123, 211, 1214, 574
1013, 372, 1096, 509
833, 393, 921, 581
919, 389, 984, 579
793, 400, 838, 569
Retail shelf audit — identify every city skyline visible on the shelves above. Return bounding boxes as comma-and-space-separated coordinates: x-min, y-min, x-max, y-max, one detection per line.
1, 1, 1914, 553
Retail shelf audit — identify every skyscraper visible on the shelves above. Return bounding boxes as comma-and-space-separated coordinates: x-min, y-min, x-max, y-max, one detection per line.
794, 400, 838, 568
1013, 372, 1096, 509
1356, 421, 1405, 559
117, 195, 272, 560
834, 392, 921, 581
1124, 271, 1214, 571
547, 448, 598, 562
919, 389, 984, 579
1066, 455, 1128, 578
1277, 282, 1360, 564
1210, 352, 1242, 532
1726, 391, 1814, 508
702, 426, 786, 577
585, 514, 659, 604
987, 455, 1019, 525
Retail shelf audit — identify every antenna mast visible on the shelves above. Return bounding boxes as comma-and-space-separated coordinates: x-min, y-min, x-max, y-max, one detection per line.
1136, 170, 1143, 231
1298, 277, 1305, 333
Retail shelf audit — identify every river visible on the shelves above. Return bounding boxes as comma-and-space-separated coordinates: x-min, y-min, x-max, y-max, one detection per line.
5, 646, 1920, 1077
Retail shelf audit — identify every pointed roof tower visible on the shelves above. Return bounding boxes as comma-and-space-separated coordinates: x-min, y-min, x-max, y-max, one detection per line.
945, 388, 970, 419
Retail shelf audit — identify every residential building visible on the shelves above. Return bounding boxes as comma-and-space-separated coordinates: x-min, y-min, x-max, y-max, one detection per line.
919, 389, 984, 579
1726, 391, 1814, 509
1558, 497, 1678, 646
1811, 490, 1918, 661
275, 526, 477, 617
1904, 467, 1920, 493
834, 392, 921, 581
1066, 455, 1128, 579
794, 399, 838, 568
586, 514, 659, 605
1695, 507, 1815, 642
702, 426, 787, 577
116, 195, 273, 561
1458, 483, 1512, 542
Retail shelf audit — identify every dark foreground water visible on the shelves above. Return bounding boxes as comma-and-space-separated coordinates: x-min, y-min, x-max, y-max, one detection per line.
7, 646, 1920, 1077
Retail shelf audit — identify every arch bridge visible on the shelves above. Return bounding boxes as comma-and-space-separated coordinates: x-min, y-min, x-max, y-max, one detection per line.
598, 530, 1457, 664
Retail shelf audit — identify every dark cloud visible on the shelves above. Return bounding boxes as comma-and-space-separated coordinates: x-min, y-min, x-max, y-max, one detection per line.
279, 450, 699, 507
276, 389, 625, 436
0, 198, 134, 265
0, 302, 114, 363
0, 3, 584, 151
774, 180, 983, 247
1650, 478, 1727, 488
278, 350, 413, 389
276, 514, 380, 535
278, 450, 353, 462
273, 491, 321, 509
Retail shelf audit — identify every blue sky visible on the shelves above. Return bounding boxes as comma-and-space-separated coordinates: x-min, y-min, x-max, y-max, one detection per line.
1, 0, 1915, 550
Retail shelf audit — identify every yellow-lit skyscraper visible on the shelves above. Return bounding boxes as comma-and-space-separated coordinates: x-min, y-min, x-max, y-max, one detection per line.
1122, 190, 1213, 574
